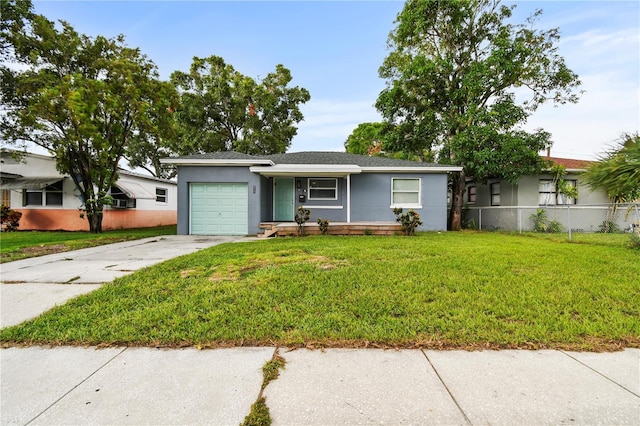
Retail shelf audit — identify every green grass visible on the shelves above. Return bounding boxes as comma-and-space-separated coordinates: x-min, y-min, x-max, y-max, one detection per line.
0, 225, 176, 263
1, 232, 638, 351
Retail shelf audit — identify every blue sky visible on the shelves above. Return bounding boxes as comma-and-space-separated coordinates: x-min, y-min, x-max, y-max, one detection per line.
33, 0, 639, 160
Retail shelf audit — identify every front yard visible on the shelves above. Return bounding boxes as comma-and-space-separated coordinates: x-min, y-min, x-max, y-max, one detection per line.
1, 232, 638, 351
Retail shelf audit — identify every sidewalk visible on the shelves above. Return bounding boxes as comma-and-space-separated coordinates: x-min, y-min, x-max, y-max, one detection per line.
2, 346, 638, 425
1, 236, 639, 425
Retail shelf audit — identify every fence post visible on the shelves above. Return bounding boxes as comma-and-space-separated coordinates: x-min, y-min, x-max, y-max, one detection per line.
479, 208, 482, 231
518, 208, 522, 234
567, 205, 572, 242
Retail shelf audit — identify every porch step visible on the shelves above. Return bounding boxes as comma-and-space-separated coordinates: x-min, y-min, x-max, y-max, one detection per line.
258, 223, 278, 238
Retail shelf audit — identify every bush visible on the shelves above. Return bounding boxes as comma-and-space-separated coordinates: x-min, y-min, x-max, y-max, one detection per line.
317, 218, 330, 235
530, 208, 563, 233
294, 206, 311, 236
393, 208, 423, 236
598, 221, 621, 233
1, 205, 22, 231
629, 233, 640, 250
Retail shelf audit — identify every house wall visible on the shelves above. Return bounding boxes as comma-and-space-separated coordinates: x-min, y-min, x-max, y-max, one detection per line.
175, 165, 263, 235
297, 177, 347, 222
2, 152, 177, 231
351, 173, 449, 231
464, 173, 631, 232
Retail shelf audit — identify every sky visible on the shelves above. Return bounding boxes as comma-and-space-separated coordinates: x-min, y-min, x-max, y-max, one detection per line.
30, 0, 640, 160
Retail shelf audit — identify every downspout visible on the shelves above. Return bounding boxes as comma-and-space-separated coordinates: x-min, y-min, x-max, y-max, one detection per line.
346, 174, 351, 223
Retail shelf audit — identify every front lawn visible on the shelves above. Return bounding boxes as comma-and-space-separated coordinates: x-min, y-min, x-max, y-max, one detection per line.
0, 225, 176, 263
1, 232, 638, 351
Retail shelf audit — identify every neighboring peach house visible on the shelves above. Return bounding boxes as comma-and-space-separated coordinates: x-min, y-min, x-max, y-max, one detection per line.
463, 156, 640, 232
0, 149, 176, 231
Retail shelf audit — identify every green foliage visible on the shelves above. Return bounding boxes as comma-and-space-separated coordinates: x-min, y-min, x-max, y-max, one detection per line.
376, 0, 581, 230
598, 221, 621, 234
344, 122, 387, 155
393, 207, 423, 236
294, 206, 311, 236
530, 208, 563, 233
317, 218, 330, 235
581, 132, 640, 203
170, 55, 310, 156
0, 7, 177, 232
241, 397, 271, 426
2, 233, 638, 350
629, 233, 640, 250
0, 204, 22, 231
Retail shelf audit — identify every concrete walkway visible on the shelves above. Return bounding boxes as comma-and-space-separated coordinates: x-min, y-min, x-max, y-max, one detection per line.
1, 236, 639, 425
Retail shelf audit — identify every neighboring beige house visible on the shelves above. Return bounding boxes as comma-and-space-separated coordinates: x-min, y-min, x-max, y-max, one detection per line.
463, 157, 639, 232
0, 149, 177, 231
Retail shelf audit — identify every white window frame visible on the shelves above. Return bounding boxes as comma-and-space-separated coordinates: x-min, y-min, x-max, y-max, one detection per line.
156, 187, 168, 204
490, 182, 500, 206
23, 181, 63, 207
308, 178, 338, 201
539, 179, 577, 205
390, 177, 422, 209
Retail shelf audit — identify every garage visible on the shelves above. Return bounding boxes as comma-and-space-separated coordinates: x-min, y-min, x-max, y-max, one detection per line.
189, 183, 248, 235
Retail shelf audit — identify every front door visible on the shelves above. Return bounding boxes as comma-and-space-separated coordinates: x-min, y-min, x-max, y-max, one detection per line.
274, 178, 294, 221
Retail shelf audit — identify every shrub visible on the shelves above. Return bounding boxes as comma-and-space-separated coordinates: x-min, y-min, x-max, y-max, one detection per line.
393, 208, 423, 236
294, 206, 311, 236
0, 205, 22, 232
598, 220, 621, 233
530, 208, 563, 233
317, 218, 330, 235
629, 233, 640, 250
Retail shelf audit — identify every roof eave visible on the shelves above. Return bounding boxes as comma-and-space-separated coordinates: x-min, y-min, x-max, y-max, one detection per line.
250, 164, 362, 177
160, 158, 275, 166
361, 166, 463, 173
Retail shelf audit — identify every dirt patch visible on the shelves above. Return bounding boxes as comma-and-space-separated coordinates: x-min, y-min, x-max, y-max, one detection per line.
17, 244, 69, 257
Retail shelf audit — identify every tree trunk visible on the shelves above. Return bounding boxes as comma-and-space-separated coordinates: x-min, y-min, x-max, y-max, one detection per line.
448, 171, 466, 231
86, 209, 104, 233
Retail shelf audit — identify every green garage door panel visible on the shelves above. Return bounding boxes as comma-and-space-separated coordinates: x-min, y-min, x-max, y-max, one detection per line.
190, 183, 248, 235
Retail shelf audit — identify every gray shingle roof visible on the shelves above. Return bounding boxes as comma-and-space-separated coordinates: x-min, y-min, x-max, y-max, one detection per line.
167, 151, 447, 168
262, 152, 442, 168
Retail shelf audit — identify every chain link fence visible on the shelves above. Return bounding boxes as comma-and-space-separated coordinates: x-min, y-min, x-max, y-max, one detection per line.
464, 203, 640, 236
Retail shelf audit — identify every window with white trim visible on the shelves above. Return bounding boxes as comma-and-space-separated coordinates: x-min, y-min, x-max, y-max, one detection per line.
490, 182, 500, 206
391, 178, 421, 208
308, 178, 337, 200
539, 179, 576, 205
156, 187, 168, 203
23, 180, 63, 206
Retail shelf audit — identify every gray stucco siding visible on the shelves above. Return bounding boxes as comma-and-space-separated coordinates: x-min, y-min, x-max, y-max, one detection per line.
350, 173, 449, 231
296, 177, 347, 222
175, 166, 262, 235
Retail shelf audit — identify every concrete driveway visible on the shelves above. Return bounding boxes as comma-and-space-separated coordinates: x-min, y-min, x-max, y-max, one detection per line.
0, 235, 253, 327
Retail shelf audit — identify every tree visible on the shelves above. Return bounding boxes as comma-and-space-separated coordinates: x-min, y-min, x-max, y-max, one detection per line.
582, 132, 640, 203
376, 0, 581, 230
344, 122, 387, 155
0, 8, 176, 232
170, 55, 310, 156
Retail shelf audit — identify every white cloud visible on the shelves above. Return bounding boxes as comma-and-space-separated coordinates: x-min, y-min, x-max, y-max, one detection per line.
290, 99, 382, 152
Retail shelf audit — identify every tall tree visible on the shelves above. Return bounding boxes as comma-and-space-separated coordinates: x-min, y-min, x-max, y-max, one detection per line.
170, 55, 310, 156
0, 8, 176, 232
344, 122, 387, 155
377, 0, 581, 230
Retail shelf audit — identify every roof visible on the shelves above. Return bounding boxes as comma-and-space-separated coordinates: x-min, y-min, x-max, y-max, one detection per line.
545, 156, 593, 171
162, 151, 462, 174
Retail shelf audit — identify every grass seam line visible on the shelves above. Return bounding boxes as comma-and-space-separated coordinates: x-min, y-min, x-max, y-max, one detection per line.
25, 347, 128, 426
420, 349, 472, 425
560, 350, 640, 398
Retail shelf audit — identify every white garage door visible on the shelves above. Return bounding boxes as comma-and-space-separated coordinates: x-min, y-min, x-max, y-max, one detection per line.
190, 183, 248, 235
